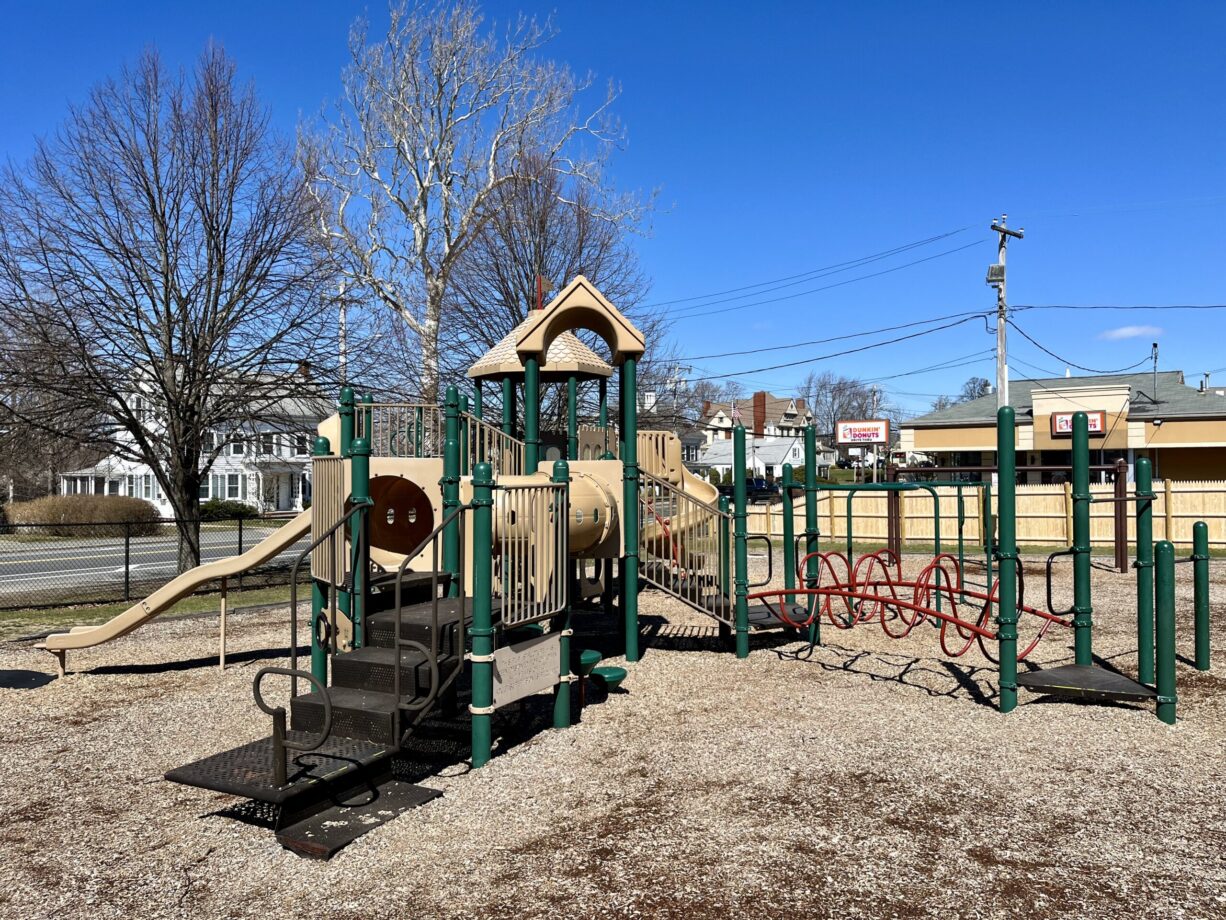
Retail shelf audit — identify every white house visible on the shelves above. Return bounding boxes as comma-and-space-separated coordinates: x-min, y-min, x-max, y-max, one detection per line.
60, 396, 325, 515
700, 390, 813, 445
696, 434, 836, 481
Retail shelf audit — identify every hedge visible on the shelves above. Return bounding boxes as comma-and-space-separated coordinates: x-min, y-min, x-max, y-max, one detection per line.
6, 495, 161, 537
199, 498, 261, 522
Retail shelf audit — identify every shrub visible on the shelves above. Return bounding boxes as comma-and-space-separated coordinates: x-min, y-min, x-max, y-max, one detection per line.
199, 498, 260, 521
6, 495, 161, 537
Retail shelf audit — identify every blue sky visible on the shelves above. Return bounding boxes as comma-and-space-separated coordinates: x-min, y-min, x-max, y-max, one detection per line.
4, 1, 1225, 414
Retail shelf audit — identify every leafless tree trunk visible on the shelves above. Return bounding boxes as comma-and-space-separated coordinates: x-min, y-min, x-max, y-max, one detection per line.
304, 1, 625, 403
0, 47, 334, 571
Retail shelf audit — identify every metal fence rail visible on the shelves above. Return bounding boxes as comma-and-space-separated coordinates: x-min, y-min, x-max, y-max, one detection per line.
494, 481, 568, 627
639, 469, 733, 623
0, 515, 310, 611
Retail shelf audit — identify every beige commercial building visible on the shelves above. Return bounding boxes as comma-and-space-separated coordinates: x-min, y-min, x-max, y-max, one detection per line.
900, 371, 1226, 482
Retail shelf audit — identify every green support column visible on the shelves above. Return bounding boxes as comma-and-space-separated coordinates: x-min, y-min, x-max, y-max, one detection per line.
1135, 457, 1155, 685
996, 406, 1019, 714
473, 382, 483, 420
524, 357, 541, 471
733, 425, 750, 659
782, 463, 797, 601
552, 460, 573, 728
501, 376, 515, 437
339, 386, 355, 458
1155, 539, 1178, 724
459, 393, 470, 476
803, 425, 821, 646
350, 433, 371, 648
621, 357, 640, 662
567, 375, 579, 461
1193, 520, 1211, 671
598, 377, 609, 455
470, 462, 495, 767
442, 386, 461, 595
310, 435, 331, 683
1071, 411, 1093, 665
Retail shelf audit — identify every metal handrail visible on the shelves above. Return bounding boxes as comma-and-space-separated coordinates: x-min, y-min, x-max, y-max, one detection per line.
747, 535, 774, 588
392, 504, 470, 746
253, 666, 332, 787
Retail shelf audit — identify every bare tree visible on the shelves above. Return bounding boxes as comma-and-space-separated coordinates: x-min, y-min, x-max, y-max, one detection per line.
0, 48, 334, 570
959, 376, 992, 402
930, 394, 958, 412
799, 371, 875, 437
305, 1, 628, 403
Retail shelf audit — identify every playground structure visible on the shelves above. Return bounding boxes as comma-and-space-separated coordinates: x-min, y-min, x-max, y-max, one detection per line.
34, 277, 1216, 857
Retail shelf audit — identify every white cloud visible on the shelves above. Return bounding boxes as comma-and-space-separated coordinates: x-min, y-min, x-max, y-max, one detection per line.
1098, 325, 1163, 341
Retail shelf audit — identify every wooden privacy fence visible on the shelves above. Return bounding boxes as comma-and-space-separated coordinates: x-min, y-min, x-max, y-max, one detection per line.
744, 479, 1226, 549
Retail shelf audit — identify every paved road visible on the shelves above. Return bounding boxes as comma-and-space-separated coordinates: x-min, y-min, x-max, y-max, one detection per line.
0, 526, 310, 599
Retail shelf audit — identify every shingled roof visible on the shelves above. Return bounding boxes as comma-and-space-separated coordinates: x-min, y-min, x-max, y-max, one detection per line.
466, 315, 614, 380
907, 371, 1226, 426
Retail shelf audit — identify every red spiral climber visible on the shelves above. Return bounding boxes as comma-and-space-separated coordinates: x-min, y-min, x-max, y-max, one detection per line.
754, 547, 1069, 660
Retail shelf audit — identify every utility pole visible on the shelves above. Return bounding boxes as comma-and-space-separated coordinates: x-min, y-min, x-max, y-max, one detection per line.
871, 385, 880, 483
987, 215, 1024, 411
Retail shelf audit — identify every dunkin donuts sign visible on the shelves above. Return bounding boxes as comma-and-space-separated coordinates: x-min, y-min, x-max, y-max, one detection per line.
836, 420, 890, 445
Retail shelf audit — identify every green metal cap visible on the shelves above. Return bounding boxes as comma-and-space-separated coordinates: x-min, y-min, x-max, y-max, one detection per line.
350, 437, 371, 457
312, 435, 331, 456
339, 385, 355, 406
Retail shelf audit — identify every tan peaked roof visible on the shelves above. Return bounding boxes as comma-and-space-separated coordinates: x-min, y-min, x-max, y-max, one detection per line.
515, 275, 645, 364
466, 315, 614, 380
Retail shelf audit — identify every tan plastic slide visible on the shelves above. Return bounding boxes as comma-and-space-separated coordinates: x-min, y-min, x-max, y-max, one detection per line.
37, 509, 313, 655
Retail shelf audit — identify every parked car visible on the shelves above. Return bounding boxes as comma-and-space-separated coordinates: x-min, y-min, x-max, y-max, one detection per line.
714, 478, 780, 504
836, 457, 853, 470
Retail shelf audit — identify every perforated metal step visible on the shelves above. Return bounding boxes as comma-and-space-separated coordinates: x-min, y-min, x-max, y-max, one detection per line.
330, 645, 458, 698
1017, 664, 1157, 702
291, 687, 400, 746
165, 732, 391, 804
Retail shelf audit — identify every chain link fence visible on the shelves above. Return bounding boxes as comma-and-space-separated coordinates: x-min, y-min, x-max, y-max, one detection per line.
0, 515, 312, 610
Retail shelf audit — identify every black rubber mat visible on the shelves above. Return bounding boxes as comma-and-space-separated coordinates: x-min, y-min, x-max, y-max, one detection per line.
1017, 664, 1157, 702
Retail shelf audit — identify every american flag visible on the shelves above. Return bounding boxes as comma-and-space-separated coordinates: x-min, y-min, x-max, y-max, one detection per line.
730, 400, 742, 424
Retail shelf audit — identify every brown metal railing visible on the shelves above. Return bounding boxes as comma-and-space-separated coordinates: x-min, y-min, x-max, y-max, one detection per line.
495, 481, 569, 627
639, 468, 733, 623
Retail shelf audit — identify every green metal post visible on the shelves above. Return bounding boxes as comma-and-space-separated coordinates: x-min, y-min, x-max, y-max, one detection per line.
524, 357, 541, 471
552, 460, 573, 728
803, 425, 820, 645
1135, 457, 1155, 685
310, 435, 331, 683
459, 393, 470, 476
733, 425, 750, 658
1193, 520, 1211, 671
598, 377, 609, 454
567, 375, 579, 461
1155, 539, 1178, 725
470, 462, 495, 766
339, 386, 355, 458
621, 357, 640, 662
415, 405, 423, 457
442, 386, 461, 596
501, 376, 514, 437
473, 382, 483, 420
782, 463, 797, 600
996, 406, 1019, 714
350, 433, 371, 648
1071, 411, 1093, 666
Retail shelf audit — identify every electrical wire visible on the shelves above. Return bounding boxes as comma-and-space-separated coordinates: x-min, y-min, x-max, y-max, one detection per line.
1007, 319, 1151, 374
1015, 303, 1226, 312
677, 309, 990, 361
664, 239, 990, 321
643, 228, 972, 310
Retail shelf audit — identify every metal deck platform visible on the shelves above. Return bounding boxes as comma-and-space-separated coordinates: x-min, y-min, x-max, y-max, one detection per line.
1016, 664, 1157, 703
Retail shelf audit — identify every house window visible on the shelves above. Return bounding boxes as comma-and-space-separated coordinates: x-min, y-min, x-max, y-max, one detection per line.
199, 479, 210, 500
108, 480, 120, 495
294, 434, 310, 456
231, 438, 245, 456
143, 475, 153, 499
260, 432, 276, 455
227, 474, 240, 499
127, 475, 136, 496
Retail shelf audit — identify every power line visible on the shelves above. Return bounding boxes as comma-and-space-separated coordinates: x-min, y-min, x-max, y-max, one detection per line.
702, 315, 982, 381
643, 228, 972, 310
1015, 303, 1226, 312
1007, 318, 1150, 374
676, 309, 989, 361
665, 239, 991, 321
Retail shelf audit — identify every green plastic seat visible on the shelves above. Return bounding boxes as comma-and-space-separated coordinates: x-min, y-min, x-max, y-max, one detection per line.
590, 665, 627, 691
574, 649, 603, 676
